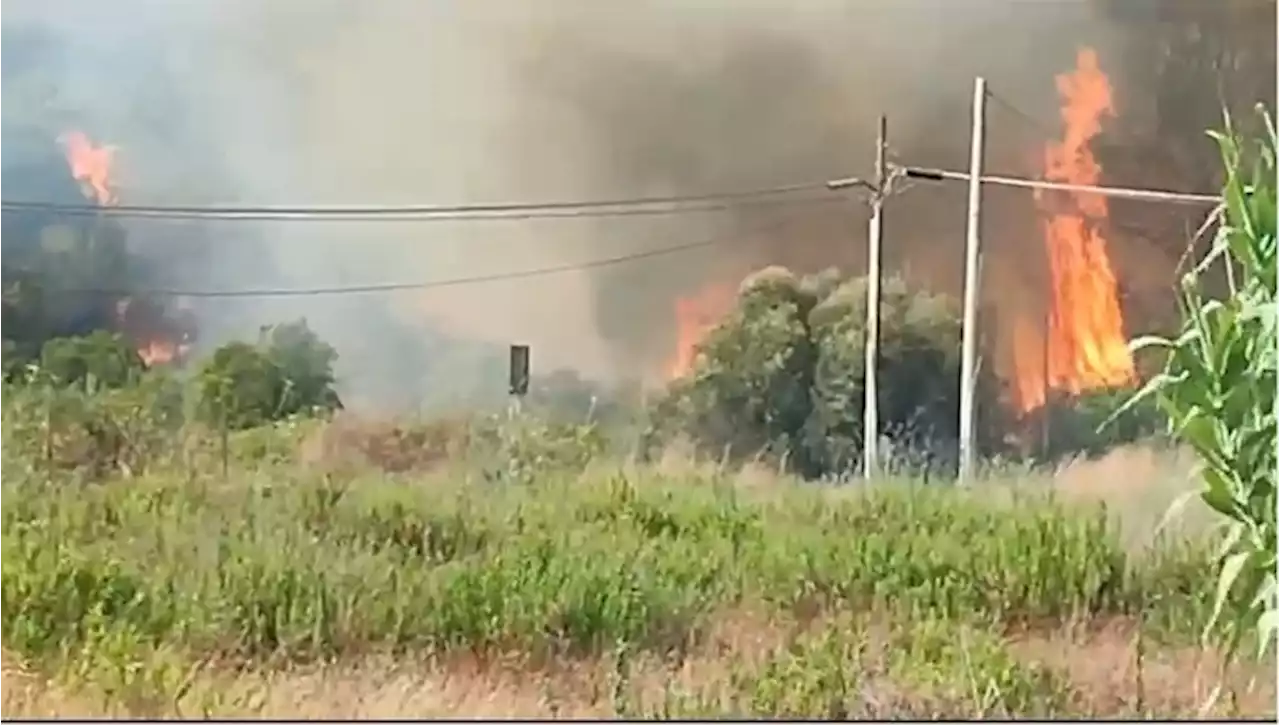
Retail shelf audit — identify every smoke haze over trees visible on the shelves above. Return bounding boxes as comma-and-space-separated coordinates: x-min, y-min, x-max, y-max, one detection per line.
2, 0, 1274, 410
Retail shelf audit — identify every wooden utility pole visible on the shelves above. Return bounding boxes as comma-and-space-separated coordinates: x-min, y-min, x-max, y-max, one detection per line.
863, 114, 888, 481
958, 78, 988, 483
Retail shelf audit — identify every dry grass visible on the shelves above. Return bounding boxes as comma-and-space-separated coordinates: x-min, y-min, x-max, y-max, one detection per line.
1052, 445, 1196, 516
297, 413, 472, 475
6, 611, 1273, 720
1048, 444, 1220, 548
1008, 619, 1276, 717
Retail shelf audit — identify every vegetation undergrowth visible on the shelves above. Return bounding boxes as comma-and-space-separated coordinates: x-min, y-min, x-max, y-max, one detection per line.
1, 420, 1254, 718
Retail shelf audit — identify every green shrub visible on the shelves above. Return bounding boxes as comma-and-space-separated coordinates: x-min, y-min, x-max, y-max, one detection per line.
649, 269, 1009, 478
654, 266, 818, 472
683, 615, 1075, 719
1030, 385, 1168, 462
1, 369, 186, 478
0, 467, 1215, 671
36, 331, 145, 390
196, 320, 341, 431
261, 320, 342, 417
196, 342, 287, 431
474, 414, 609, 485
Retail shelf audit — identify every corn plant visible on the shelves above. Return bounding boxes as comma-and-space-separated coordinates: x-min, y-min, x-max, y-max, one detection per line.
1125, 106, 1277, 660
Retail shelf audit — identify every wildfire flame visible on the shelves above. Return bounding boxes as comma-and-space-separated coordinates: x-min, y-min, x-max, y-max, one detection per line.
137, 339, 180, 367
61, 130, 189, 367
667, 283, 736, 379
59, 131, 118, 206
1012, 48, 1135, 413
114, 298, 185, 367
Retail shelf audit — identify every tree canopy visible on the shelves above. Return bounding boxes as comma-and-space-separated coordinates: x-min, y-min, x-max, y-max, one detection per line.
647, 267, 1013, 478
195, 320, 343, 430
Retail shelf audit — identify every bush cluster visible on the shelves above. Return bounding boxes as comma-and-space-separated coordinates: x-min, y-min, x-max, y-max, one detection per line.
34, 330, 146, 390
194, 320, 342, 431
646, 268, 1012, 478
2, 319, 343, 478
4, 278, 1164, 479
1022, 386, 1167, 463
643, 265, 1183, 477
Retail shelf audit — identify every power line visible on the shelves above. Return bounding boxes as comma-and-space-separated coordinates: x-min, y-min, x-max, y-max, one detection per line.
0, 179, 854, 221
984, 84, 1198, 180
49, 206, 853, 299
896, 165, 1222, 206
984, 88, 1060, 142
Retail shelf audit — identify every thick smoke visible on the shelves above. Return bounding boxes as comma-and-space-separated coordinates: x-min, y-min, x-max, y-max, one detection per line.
2, 0, 1264, 409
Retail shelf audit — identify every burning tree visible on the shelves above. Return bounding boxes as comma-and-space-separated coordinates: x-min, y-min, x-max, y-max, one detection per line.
1089, 0, 1277, 333
996, 10, 1274, 449
647, 267, 1011, 478
1, 23, 203, 371
1, 129, 195, 375
1010, 48, 1135, 414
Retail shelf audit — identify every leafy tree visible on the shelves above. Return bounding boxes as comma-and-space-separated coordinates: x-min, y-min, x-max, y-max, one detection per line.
0, 125, 158, 370
649, 267, 1010, 478
196, 342, 285, 431
196, 320, 342, 431
655, 267, 818, 472
261, 319, 342, 417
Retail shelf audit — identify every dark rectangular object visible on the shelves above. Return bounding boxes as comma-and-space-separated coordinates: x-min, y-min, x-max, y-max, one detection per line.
508, 344, 530, 396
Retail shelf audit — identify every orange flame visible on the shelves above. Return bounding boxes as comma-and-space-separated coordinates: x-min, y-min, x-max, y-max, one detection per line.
667, 283, 735, 379
63, 136, 188, 367
137, 339, 180, 367
1012, 48, 1135, 412
59, 130, 118, 206
113, 298, 191, 369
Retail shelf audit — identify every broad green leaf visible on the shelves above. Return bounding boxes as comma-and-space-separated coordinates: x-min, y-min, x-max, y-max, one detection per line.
1206, 551, 1250, 643
1153, 488, 1201, 542
1127, 335, 1176, 353
1200, 474, 1243, 521
1257, 607, 1277, 659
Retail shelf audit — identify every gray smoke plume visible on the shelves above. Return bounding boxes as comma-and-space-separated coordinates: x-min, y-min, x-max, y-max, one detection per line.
3, 0, 1266, 410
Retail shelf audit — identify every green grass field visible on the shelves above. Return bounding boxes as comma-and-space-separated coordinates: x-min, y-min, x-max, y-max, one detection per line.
2, 418, 1274, 719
